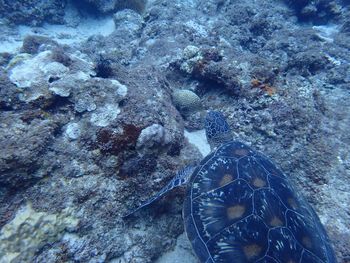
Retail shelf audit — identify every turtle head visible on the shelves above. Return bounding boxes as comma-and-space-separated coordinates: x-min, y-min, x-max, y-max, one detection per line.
205, 111, 233, 150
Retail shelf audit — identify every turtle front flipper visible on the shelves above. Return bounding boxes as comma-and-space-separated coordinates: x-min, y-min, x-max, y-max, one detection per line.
122, 165, 196, 218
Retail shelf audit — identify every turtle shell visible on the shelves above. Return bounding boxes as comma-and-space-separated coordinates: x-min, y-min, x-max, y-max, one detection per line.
183, 141, 337, 263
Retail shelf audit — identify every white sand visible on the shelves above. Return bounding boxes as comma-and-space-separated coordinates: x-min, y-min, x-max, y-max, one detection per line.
184, 129, 211, 157
0, 4, 115, 53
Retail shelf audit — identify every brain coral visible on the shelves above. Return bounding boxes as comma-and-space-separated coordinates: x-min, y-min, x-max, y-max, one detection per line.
172, 89, 202, 117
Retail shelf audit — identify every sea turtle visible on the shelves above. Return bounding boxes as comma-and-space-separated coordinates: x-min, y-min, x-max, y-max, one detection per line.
124, 111, 337, 263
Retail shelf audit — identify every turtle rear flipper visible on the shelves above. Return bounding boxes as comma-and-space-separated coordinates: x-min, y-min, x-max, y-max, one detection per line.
122, 165, 196, 218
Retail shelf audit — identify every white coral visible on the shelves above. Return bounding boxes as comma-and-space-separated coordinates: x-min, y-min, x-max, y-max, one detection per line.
9, 51, 69, 88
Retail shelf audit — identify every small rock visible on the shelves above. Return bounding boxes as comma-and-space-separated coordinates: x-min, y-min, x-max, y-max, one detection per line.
137, 124, 168, 149
65, 123, 81, 140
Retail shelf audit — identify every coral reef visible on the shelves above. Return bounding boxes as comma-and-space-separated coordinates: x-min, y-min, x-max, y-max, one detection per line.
0, 0, 349, 262
96, 124, 142, 156
0, 70, 21, 111
20, 35, 58, 55
172, 46, 242, 96
0, 114, 58, 189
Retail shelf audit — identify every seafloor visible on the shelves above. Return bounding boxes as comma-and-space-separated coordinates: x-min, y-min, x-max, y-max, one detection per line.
0, 0, 349, 262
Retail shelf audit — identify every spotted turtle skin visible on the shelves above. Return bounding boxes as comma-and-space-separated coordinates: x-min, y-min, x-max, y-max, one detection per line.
183, 141, 337, 263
